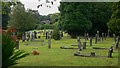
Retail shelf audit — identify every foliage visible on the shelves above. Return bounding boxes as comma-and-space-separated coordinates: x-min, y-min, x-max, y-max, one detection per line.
59, 2, 113, 36
8, 3, 37, 32
107, 2, 120, 35
49, 13, 60, 23
2, 33, 29, 68
2, 2, 11, 29
52, 28, 61, 40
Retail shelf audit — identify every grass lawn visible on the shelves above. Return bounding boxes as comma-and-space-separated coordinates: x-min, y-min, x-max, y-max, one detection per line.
14, 31, 119, 66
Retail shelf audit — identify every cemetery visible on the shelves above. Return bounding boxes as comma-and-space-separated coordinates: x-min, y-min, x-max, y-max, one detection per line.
1, 0, 120, 68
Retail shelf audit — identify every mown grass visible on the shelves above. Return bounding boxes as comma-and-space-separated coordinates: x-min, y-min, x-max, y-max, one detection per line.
14, 31, 119, 66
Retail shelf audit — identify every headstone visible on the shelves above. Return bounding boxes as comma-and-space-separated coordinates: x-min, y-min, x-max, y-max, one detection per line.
15, 39, 19, 49
113, 34, 116, 42
86, 33, 89, 40
48, 35, 51, 49
108, 46, 113, 58
78, 37, 82, 51
97, 31, 99, 38
83, 42, 86, 49
95, 34, 97, 44
34, 31, 37, 38
84, 33, 87, 41
107, 30, 110, 37
22, 34, 25, 42
31, 32, 35, 41
102, 33, 104, 41
46, 32, 48, 39
90, 52, 95, 57
90, 38, 92, 46
115, 40, 119, 49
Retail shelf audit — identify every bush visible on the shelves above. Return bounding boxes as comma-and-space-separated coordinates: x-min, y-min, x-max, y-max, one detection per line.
2, 33, 29, 68
52, 29, 61, 40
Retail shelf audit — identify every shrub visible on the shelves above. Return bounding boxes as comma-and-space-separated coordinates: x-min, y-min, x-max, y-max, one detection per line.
52, 29, 61, 40
2, 33, 29, 68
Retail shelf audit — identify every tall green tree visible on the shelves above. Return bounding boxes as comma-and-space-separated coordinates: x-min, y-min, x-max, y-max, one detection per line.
59, 2, 113, 37
107, 2, 120, 35
2, 2, 11, 29
8, 3, 37, 32
59, 2, 92, 38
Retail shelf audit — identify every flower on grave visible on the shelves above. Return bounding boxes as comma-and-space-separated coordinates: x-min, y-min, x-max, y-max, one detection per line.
32, 50, 39, 55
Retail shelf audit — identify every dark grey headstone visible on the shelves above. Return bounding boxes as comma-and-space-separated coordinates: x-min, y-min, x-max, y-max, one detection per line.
95, 34, 97, 44
108, 47, 113, 58
90, 38, 92, 46
48, 35, 51, 49
90, 52, 95, 57
83, 42, 86, 49
78, 37, 82, 51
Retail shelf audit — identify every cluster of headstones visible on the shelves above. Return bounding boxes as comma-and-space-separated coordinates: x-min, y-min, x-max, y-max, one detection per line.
22, 31, 37, 42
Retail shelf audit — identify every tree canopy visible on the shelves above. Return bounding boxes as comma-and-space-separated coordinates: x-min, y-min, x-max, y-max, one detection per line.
107, 2, 120, 35
8, 3, 37, 32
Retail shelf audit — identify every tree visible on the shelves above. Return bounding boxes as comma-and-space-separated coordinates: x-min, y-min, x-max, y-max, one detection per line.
59, 2, 92, 38
107, 2, 120, 35
2, 2, 11, 29
8, 3, 37, 32
59, 2, 113, 37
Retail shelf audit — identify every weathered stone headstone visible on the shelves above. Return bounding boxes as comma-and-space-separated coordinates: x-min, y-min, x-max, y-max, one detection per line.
22, 34, 25, 42
108, 46, 113, 58
86, 33, 89, 40
115, 40, 119, 49
95, 34, 97, 44
90, 38, 92, 46
113, 34, 116, 42
97, 31, 99, 38
84, 33, 87, 41
48, 35, 51, 49
90, 52, 95, 57
78, 37, 82, 51
102, 33, 104, 41
83, 42, 86, 49
107, 30, 110, 37
31, 32, 35, 41
46, 32, 48, 39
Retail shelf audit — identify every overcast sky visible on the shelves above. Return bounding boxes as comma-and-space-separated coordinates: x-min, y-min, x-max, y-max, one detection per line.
19, 0, 61, 15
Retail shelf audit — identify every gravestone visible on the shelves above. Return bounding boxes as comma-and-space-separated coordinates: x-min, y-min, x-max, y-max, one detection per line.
34, 31, 37, 38
105, 33, 106, 40
22, 34, 25, 42
113, 34, 116, 42
108, 46, 113, 58
90, 38, 92, 46
48, 35, 51, 49
78, 37, 82, 51
15, 39, 19, 49
90, 52, 95, 57
102, 33, 104, 41
86, 33, 89, 40
83, 42, 86, 49
107, 30, 110, 37
95, 34, 97, 44
97, 31, 99, 38
84, 33, 87, 41
31, 32, 35, 41
115, 40, 119, 49
46, 32, 48, 39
